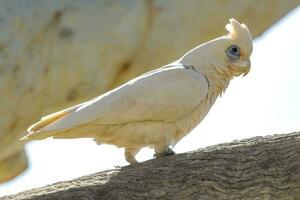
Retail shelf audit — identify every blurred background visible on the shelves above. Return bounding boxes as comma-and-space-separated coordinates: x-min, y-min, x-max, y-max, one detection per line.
0, 0, 299, 197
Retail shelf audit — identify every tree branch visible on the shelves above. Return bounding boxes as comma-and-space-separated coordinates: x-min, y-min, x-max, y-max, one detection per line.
2, 132, 300, 200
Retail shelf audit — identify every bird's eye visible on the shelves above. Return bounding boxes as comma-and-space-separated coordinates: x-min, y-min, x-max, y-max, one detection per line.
225, 45, 240, 60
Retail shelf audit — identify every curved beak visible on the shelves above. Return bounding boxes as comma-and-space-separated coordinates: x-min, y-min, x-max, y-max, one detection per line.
229, 58, 251, 76
242, 59, 251, 76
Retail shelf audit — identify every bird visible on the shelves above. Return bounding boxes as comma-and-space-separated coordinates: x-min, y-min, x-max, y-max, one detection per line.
22, 18, 252, 164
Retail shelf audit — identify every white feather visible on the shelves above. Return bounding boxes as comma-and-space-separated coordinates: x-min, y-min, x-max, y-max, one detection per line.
39, 65, 208, 132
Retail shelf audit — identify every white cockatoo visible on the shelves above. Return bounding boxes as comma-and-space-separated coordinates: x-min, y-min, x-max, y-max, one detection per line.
22, 18, 252, 164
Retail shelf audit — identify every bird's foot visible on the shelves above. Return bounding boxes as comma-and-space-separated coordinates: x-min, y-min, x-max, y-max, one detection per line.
125, 148, 140, 165
154, 148, 175, 158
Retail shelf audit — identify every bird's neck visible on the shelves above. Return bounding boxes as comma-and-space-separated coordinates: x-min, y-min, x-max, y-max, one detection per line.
178, 44, 234, 99
203, 64, 233, 100
180, 59, 233, 100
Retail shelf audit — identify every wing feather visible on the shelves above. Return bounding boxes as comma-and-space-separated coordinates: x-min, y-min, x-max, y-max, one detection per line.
23, 65, 208, 139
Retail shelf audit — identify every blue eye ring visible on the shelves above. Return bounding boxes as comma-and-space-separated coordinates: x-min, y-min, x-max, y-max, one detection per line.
226, 45, 240, 60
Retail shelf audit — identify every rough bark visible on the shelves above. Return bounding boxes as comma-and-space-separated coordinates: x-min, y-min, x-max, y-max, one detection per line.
2, 132, 300, 200
1, 0, 300, 183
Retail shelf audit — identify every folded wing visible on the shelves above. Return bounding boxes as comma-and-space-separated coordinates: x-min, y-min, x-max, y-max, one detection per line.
24, 65, 208, 139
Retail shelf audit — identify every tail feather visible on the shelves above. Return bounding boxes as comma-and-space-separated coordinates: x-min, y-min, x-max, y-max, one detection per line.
22, 104, 83, 141
27, 110, 69, 132
20, 130, 57, 141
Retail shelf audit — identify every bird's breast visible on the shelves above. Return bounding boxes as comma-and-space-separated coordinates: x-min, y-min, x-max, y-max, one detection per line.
172, 94, 218, 143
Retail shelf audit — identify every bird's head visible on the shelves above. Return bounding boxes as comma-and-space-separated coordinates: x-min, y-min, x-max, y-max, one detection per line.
181, 18, 253, 77
221, 18, 252, 76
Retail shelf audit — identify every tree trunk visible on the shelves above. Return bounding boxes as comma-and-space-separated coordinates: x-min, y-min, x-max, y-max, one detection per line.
2, 132, 300, 200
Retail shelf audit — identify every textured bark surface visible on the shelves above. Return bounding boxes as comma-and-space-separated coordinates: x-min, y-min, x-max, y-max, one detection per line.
2, 132, 300, 200
1, 0, 300, 183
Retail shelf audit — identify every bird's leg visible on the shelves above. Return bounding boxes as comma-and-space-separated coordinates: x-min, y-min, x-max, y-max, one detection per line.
125, 148, 140, 164
154, 144, 175, 158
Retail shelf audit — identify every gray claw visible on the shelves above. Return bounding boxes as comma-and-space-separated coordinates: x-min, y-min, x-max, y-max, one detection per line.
154, 148, 175, 158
